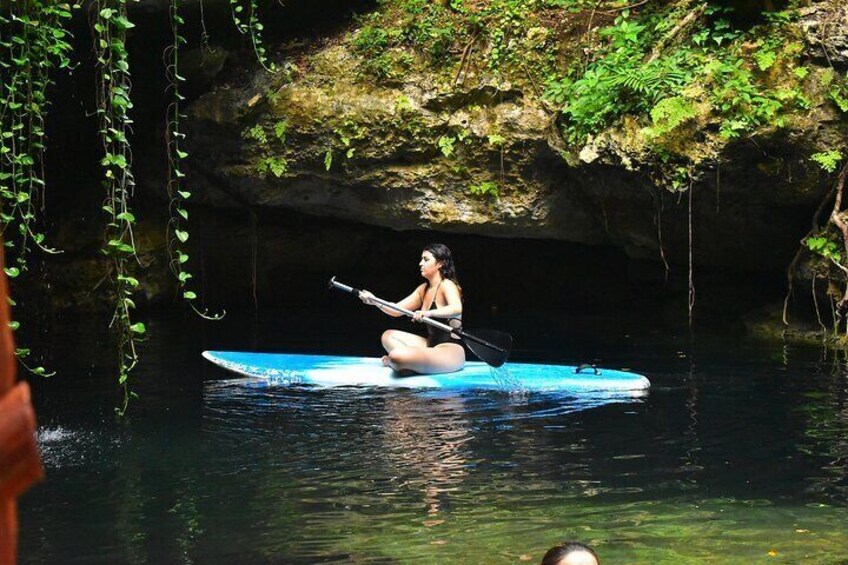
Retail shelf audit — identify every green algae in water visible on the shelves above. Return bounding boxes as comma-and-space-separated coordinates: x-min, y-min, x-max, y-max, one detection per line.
285, 496, 848, 564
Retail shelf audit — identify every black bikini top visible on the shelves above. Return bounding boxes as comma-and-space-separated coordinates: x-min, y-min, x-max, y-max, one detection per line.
421, 280, 462, 321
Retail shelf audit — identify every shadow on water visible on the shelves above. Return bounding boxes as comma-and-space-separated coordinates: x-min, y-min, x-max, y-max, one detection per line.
14, 307, 848, 563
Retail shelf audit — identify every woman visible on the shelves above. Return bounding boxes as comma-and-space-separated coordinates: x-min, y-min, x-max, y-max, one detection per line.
359, 243, 465, 374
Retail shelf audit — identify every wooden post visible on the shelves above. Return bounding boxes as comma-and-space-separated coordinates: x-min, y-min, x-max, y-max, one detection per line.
0, 244, 43, 565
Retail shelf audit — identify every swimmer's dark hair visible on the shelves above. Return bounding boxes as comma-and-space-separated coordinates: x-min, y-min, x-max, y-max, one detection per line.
423, 243, 460, 290
541, 541, 600, 565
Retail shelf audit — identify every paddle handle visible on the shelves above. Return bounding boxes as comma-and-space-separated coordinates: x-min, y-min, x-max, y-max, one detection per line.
329, 277, 507, 354
329, 277, 455, 333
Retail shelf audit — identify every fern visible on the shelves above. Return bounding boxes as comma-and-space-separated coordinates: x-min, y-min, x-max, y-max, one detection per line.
609, 57, 691, 104
646, 96, 697, 138
811, 150, 843, 173
469, 181, 499, 197
829, 73, 848, 113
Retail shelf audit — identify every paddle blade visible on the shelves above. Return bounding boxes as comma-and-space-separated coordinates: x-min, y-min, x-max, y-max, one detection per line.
461, 329, 512, 368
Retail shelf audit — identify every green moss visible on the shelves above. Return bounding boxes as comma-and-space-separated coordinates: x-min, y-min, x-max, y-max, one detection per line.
271, 0, 845, 201
341, 0, 827, 166
344, 0, 575, 85
545, 4, 816, 148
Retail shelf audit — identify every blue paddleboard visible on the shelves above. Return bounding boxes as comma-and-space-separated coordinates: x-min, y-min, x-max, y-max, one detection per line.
202, 351, 650, 393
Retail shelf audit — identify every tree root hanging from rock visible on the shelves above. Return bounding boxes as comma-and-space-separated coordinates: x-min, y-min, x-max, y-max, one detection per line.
453, 32, 479, 88
782, 171, 840, 326
812, 275, 826, 333
826, 162, 848, 317
651, 188, 670, 279
688, 172, 695, 328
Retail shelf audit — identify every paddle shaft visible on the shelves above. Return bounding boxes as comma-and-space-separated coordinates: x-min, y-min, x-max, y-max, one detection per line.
329, 277, 507, 354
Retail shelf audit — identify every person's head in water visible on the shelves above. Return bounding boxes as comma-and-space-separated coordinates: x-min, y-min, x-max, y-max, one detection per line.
421, 243, 459, 286
541, 542, 600, 565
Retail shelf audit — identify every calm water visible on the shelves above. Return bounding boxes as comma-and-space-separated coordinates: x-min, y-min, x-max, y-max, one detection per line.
16, 308, 848, 564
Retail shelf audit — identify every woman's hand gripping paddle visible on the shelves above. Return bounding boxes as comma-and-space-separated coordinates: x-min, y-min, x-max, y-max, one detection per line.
329, 277, 513, 368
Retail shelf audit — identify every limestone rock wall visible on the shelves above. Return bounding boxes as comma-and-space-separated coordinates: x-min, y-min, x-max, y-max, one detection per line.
181, 10, 844, 273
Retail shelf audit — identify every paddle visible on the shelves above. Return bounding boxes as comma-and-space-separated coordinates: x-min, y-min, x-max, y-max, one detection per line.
329, 277, 512, 368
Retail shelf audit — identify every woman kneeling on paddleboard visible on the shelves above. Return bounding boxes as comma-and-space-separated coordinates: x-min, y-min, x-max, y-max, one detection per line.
358, 243, 465, 374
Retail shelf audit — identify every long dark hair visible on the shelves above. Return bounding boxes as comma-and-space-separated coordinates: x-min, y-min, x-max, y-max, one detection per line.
541, 542, 600, 565
423, 243, 460, 291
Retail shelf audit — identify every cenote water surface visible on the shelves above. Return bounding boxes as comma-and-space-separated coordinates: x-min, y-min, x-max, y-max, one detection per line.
16, 307, 848, 564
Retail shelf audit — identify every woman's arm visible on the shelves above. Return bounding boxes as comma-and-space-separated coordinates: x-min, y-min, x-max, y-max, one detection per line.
360, 285, 425, 317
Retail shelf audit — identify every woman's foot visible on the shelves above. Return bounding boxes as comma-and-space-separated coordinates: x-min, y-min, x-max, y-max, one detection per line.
382, 354, 413, 375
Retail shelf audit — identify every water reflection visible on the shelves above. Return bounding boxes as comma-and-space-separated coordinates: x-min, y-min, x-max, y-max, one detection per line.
797, 356, 848, 503
198, 381, 651, 556
370, 396, 468, 517
17, 313, 848, 564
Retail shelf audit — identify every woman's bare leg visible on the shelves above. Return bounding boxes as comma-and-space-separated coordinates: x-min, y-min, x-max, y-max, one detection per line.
387, 343, 465, 374
380, 330, 427, 367
381, 330, 427, 353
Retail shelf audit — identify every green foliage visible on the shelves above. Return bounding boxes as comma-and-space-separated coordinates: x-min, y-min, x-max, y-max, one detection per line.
807, 236, 842, 264
753, 39, 779, 71
645, 96, 697, 138
244, 121, 289, 151
349, 0, 563, 80
257, 156, 288, 177
165, 0, 224, 331
469, 180, 499, 197
487, 133, 506, 146
244, 124, 268, 144
364, 51, 408, 81
395, 95, 412, 111
0, 1, 72, 315
350, 0, 812, 161
245, 118, 293, 178
274, 120, 288, 142
395, 0, 455, 65
668, 166, 692, 193
352, 20, 393, 55
229, 0, 275, 72
691, 14, 740, 47
706, 57, 780, 137
0, 0, 274, 411
328, 118, 367, 163
826, 71, 848, 113
700, 12, 806, 138
541, 4, 809, 146
544, 9, 698, 143
438, 135, 456, 158
351, 16, 408, 80
94, 0, 142, 415
763, 9, 796, 26
810, 150, 843, 174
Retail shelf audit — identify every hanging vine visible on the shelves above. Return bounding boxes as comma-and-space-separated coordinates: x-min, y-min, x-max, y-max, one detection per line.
0, 1, 74, 377
165, 0, 224, 321
0, 0, 284, 416
93, 0, 143, 415
229, 0, 275, 72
